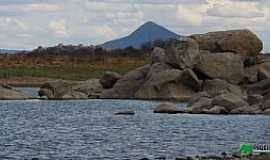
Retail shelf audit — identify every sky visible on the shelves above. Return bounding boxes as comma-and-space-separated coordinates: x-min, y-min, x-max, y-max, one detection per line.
0, 0, 270, 52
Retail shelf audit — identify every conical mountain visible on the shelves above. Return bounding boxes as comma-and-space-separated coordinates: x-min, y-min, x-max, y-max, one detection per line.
102, 21, 179, 49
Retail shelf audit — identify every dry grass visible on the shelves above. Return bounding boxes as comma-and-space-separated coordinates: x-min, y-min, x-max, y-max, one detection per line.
0, 55, 148, 80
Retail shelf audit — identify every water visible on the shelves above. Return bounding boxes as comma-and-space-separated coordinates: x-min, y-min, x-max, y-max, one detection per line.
15, 87, 40, 98
0, 92, 270, 159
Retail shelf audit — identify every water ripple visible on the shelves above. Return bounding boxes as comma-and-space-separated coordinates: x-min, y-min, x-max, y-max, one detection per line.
0, 99, 270, 159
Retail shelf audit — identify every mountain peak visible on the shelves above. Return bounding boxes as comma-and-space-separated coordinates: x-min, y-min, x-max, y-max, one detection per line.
102, 21, 179, 49
142, 21, 157, 26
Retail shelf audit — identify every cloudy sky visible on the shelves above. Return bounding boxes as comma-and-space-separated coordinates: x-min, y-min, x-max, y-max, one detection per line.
1, 0, 270, 52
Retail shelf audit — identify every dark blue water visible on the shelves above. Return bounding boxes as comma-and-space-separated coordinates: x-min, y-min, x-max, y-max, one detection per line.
0, 96, 270, 159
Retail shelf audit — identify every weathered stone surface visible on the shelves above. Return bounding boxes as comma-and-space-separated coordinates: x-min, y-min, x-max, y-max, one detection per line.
73, 79, 103, 98
190, 29, 263, 59
187, 93, 212, 113
244, 66, 258, 83
263, 91, 270, 102
61, 91, 88, 99
163, 37, 199, 69
247, 78, 270, 95
195, 52, 244, 84
247, 94, 263, 105
39, 80, 73, 99
262, 100, 270, 110
151, 47, 166, 64
0, 86, 29, 100
203, 79, 243, 97
230, 106, 261, 114
135, 63, 195, 100
188, 91, 211, 105
100, 71, 122, 89
180, 69, 201, 92
207, 106, 228, 114
39, 79, 103, 99
153, 102, 181, 114
257, 62, 270, 81
101, 64, 150, 99
212, 93, 248, 111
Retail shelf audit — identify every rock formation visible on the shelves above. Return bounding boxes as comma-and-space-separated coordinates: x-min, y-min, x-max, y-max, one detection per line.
190, 29, 263, 60
37, 29, 270, 115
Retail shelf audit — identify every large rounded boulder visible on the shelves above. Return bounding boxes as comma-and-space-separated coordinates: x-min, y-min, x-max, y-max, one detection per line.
134, 63, 197, 100
195, 52, 244, 84
163, 37, 199, 69
212, 93, 248, 112
202, 79, 243, 97
190, 29, 263, 59
100, 71, 122, 89
100, 64, 150, 99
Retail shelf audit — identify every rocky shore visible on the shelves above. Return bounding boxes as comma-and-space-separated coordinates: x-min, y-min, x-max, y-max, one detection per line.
2, 29, 270, 115
22, 153, 270, 160
139, 153, 270, 160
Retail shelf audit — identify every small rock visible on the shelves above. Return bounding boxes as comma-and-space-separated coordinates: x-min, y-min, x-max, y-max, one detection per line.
140, 158, 150, 160
212, 93, 248, 111
153, 102, 182, 114
187, 96, 212, 113
155, 156, 166, 159
175, 156, 187, 160
100, 71, 122, 89
114, 110, 135, 115
205, 155, 223, 160
207, 106, 228, 114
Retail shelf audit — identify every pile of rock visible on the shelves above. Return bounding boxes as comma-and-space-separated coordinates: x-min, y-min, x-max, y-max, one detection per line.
37, 29, 270, 114
38, 71, 122, 99
38, 79, 103, 99
101, 37, 201, 100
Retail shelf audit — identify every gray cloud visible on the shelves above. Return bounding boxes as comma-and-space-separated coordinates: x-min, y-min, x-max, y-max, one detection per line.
207, 1, 265, 18
0, 0, 269, 52
88, 0, 207, 4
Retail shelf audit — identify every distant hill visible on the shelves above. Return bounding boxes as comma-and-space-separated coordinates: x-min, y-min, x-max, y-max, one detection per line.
0, 49, 22, 54
102, 21, 179, 49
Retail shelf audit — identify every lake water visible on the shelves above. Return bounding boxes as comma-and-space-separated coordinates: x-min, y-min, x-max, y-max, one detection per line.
0, 89, 270, 159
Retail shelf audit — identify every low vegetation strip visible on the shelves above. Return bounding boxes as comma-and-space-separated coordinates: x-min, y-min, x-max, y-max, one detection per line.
0, 56, 147, 81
